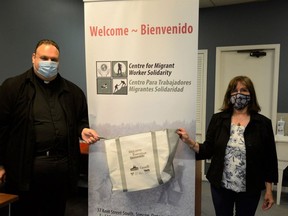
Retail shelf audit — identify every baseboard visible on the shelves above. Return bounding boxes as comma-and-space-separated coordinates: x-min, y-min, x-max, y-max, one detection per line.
273, 185, 288, 193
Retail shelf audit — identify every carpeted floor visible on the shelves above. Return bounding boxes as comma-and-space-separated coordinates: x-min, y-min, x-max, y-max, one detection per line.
4, 181, 285, 216
201, 181, 288, 216
65, 187, 88, 216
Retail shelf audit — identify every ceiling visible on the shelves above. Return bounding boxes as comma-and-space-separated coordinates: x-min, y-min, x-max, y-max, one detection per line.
199, 0, 267, 8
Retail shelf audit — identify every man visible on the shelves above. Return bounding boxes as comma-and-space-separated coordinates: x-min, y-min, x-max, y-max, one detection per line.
0, 39, 99, 216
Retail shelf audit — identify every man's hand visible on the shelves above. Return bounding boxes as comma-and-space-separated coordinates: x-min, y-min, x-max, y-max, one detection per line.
81, 128, 100, 144
0, 166, 6, 184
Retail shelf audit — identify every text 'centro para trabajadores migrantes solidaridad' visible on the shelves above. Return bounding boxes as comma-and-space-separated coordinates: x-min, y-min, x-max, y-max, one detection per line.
129, 79, 192, 93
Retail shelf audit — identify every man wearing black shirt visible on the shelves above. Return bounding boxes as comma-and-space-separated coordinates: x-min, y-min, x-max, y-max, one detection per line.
0, 39, 99, 216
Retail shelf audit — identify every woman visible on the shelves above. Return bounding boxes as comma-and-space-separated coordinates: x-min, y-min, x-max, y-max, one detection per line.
177, 76, 278, 216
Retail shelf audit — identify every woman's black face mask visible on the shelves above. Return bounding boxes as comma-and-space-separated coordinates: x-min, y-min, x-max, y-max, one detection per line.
230, 93, 251, 110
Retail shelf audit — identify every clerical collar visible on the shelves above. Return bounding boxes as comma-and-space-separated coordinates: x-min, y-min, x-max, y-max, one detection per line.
33, 71, 58, 84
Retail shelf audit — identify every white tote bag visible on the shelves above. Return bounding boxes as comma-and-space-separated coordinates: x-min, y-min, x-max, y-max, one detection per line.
105, 129, 179, 192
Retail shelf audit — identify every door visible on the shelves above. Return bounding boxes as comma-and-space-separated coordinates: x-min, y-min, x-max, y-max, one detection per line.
215, 44, 280, 132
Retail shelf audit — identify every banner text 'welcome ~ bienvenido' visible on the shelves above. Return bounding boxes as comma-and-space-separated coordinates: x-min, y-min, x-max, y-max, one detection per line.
89, 23, 193, 37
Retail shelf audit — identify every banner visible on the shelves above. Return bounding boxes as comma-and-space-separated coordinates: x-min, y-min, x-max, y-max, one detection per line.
84, 0, 199, 215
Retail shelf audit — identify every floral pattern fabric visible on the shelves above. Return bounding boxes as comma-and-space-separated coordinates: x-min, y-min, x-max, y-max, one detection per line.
221, 124, 246, 192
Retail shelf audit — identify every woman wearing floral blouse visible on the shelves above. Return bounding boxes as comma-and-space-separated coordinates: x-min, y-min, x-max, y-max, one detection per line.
177, 76, 278, 216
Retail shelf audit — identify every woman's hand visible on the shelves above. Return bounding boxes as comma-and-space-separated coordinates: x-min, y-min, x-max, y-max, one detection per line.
176, 128, 190, 143
176, 128, 199, 153
262, 183, 274, 210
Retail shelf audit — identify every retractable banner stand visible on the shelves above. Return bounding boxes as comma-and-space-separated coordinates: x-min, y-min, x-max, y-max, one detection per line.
83, 0, 199, 215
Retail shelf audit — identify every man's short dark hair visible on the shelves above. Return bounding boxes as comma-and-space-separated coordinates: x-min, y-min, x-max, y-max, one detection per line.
34, 39, 60, 53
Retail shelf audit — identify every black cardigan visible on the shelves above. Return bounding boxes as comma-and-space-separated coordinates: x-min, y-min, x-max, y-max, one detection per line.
197, 111, 278, 192
0, 68, 90, 191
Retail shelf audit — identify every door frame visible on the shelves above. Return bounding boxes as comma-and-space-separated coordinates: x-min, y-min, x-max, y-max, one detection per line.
215, 44, 280, 132
197, 50, 208, 181
195, 49, 208, 216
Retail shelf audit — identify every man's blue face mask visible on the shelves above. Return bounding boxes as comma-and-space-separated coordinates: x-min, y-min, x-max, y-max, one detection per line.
230, 93, 251, 110
37, 61, 58, 78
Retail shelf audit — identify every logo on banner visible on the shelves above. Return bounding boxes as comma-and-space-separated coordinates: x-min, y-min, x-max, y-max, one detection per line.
96, 61, 128, 95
